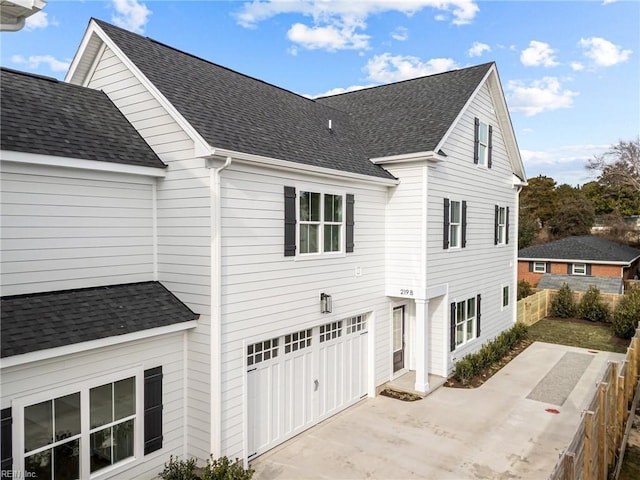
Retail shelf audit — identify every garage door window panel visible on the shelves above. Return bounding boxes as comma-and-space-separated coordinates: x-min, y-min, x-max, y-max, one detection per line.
284, 329, 312, 354
248, 338, 279, 366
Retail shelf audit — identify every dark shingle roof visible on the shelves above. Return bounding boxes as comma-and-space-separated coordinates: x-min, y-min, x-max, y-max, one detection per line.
316, 63, 493, 159
518, 236, 640, 264
0, 68, 165, 169
1, 282, 198, 358
537, 274, 624, 295
93, 20, 397, 179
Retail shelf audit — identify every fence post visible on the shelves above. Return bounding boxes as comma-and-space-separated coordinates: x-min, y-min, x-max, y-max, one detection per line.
609, 362, 619, 469
584, 411, 594, 480
598, 383, 606, 478
564, 451, 575, 480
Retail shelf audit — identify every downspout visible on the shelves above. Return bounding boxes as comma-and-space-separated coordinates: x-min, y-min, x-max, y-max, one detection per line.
514, 185, 523, 324
210, 156, 232, 458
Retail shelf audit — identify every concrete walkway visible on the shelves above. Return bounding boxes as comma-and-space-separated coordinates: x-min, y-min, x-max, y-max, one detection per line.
251, 342, 625, 479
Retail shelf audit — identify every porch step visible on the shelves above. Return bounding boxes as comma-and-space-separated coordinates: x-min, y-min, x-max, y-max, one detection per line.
381, 372, 448, 398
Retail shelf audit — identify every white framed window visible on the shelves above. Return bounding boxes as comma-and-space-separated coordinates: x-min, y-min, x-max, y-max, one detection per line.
502, 285, 510, 309
455, 297, 476, 347
533, 262, 546, 273
299, 191, 343, 255
478, 121, 489, 166
18, 372, 141, 479
572, 263, 586, 275
497, 207, 507, 245
450, 200, 462, 248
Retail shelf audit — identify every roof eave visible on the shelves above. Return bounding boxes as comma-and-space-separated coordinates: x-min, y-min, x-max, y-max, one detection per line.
370, 150, 445, 165
518, 257, 630, 266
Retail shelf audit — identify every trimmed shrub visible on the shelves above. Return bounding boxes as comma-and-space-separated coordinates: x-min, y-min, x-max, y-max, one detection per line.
612, 287, 640, 339
517, 280, 533, 300
551, 283, 577, 318
452, 323, 528, 384
160, 456, 197, 480
578, 285, 611, 322
202, 456, 254, 480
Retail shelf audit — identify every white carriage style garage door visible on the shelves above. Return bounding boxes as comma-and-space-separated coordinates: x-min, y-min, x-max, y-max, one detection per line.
247, 314, 369, 458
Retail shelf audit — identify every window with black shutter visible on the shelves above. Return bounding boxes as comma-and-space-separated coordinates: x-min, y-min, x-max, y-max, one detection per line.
1, 407, 11, 472
346, 194, 354, 253
144, 366, 163, 455
284, 186, 296, 256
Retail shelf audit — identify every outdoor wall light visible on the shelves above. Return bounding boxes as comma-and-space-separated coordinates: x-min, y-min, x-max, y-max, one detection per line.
320, 293, 332, 314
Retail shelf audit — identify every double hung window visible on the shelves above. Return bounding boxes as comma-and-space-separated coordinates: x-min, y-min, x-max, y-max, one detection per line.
299, 191, 343, 254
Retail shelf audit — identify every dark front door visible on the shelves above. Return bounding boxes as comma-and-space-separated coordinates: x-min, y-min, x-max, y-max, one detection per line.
393, 306, 405, 372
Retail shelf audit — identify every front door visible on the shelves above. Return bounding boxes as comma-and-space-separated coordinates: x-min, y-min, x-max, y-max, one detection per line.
393, 306, 405, 372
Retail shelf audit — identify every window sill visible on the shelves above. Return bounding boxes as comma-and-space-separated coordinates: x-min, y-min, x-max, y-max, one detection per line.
295, 252, 346, 261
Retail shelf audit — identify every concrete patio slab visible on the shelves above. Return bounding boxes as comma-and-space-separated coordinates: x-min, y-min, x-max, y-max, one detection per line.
251, 342, 625, 479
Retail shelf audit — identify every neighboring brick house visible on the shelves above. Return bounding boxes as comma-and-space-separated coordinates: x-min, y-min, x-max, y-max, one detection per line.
518, 235, 640, 294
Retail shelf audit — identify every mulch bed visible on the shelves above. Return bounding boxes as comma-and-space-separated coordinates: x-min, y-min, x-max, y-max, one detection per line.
444, 338, 533, 389
379, 388, 423, 401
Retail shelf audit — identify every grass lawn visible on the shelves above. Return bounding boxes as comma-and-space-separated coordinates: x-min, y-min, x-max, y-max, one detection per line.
527, 317, 630, 354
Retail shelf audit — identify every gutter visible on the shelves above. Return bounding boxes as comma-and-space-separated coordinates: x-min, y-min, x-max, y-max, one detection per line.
207, 155, 232, 458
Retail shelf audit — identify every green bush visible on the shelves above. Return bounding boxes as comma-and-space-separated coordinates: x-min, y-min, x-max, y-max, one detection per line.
202, 456, 254, 480
159, 455, 254, 480
578, 285, 611, 322
160, 456, 198, 480
517, 280, 533, 300
612, 287, 640, 339
452, 323, 528, 384
551, 283, 577, 318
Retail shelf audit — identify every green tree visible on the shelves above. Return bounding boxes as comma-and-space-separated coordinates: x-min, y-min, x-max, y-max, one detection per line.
518, 208, 539, 249
520, 175, 557, 226
546, 187, 595, 239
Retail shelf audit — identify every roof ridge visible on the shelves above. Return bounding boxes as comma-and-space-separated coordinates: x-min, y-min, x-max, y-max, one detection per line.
0, 66, 59, 83
317, 62, 495, 100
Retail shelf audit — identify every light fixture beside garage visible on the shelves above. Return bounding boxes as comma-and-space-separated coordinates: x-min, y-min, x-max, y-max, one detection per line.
320, 293, 332, 314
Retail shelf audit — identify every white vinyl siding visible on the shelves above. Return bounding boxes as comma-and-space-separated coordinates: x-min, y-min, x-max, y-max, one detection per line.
0, 333, 187, 480
425, 82, 517, 371
86, 45, 212, 461
220, 163, 388, 459
0, 162, 155, 296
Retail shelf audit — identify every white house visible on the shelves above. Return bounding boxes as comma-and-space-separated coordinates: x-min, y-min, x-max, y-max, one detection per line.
0, 18, 526, 478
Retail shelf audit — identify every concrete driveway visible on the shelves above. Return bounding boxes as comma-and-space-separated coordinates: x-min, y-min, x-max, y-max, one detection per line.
251, 342, 625, 479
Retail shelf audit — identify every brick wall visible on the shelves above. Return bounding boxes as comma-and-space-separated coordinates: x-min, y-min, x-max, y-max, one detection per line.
518, 260, 624, 286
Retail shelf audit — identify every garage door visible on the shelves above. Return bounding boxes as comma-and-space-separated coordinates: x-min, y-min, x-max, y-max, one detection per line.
247, 314, 368, 459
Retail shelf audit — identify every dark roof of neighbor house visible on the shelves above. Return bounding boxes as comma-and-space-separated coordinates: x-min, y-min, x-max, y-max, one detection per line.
518, 236, 640, 264
93, 20, 490, 179
1, 281, 198, 358
537, 274, 624, 295
0, 67, 165, 169
316, 63, 493, 159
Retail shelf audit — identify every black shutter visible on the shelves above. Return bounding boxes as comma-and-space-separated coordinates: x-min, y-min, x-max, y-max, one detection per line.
473, 117, 480, 164
1, 408, 11, 472
567, 263, 572, 274
494, 205, 499, 245
443, 198, 450, 249
586, 264, 592, 276
346, 194, 354, 253
461, 201, 467, 248
476, 294, 482, 337
144, 366, 163, 455
505, 206, 510, 244
546, 261, 552, 273
284, 186, 296, 257
528, 261, 534, 272
488, 125, 493, 168
450, 302, 456, 352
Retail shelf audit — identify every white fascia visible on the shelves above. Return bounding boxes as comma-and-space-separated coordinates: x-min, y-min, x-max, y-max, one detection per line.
207, 147, 399, 186
0, 320, 198, 369
65, 20, 211, 159
1, 150, 167, 177
518, 257, 630, 267
370, 151, 445, 165
513, 175, 528, 187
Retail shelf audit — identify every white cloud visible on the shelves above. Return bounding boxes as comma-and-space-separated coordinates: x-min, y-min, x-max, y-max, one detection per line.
11, 54, 70, 72
306, 84, 378, 98
521, 144, 610, 185
579, 37, 632, 67
365, 53, 458, 83
507, 77, 578, 116
391, 26, 408, 41
570, 61, 584, 71
468, 41, 490, 57
24, 11, 57, 30
111, 0, 151, 34
235, 1, 478, 51
602, 0, 617, 4
520, 41, 559, 67
287, 20, 369, 51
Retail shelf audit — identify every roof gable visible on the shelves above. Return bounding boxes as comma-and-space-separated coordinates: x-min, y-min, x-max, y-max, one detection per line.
0, 68, 165, 169
518, 235, 640, 264
1, 281, 198, 358
78, 19, 393, 180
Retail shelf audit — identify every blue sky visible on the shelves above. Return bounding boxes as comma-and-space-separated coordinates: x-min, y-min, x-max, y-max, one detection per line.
2, 0, 638, 186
